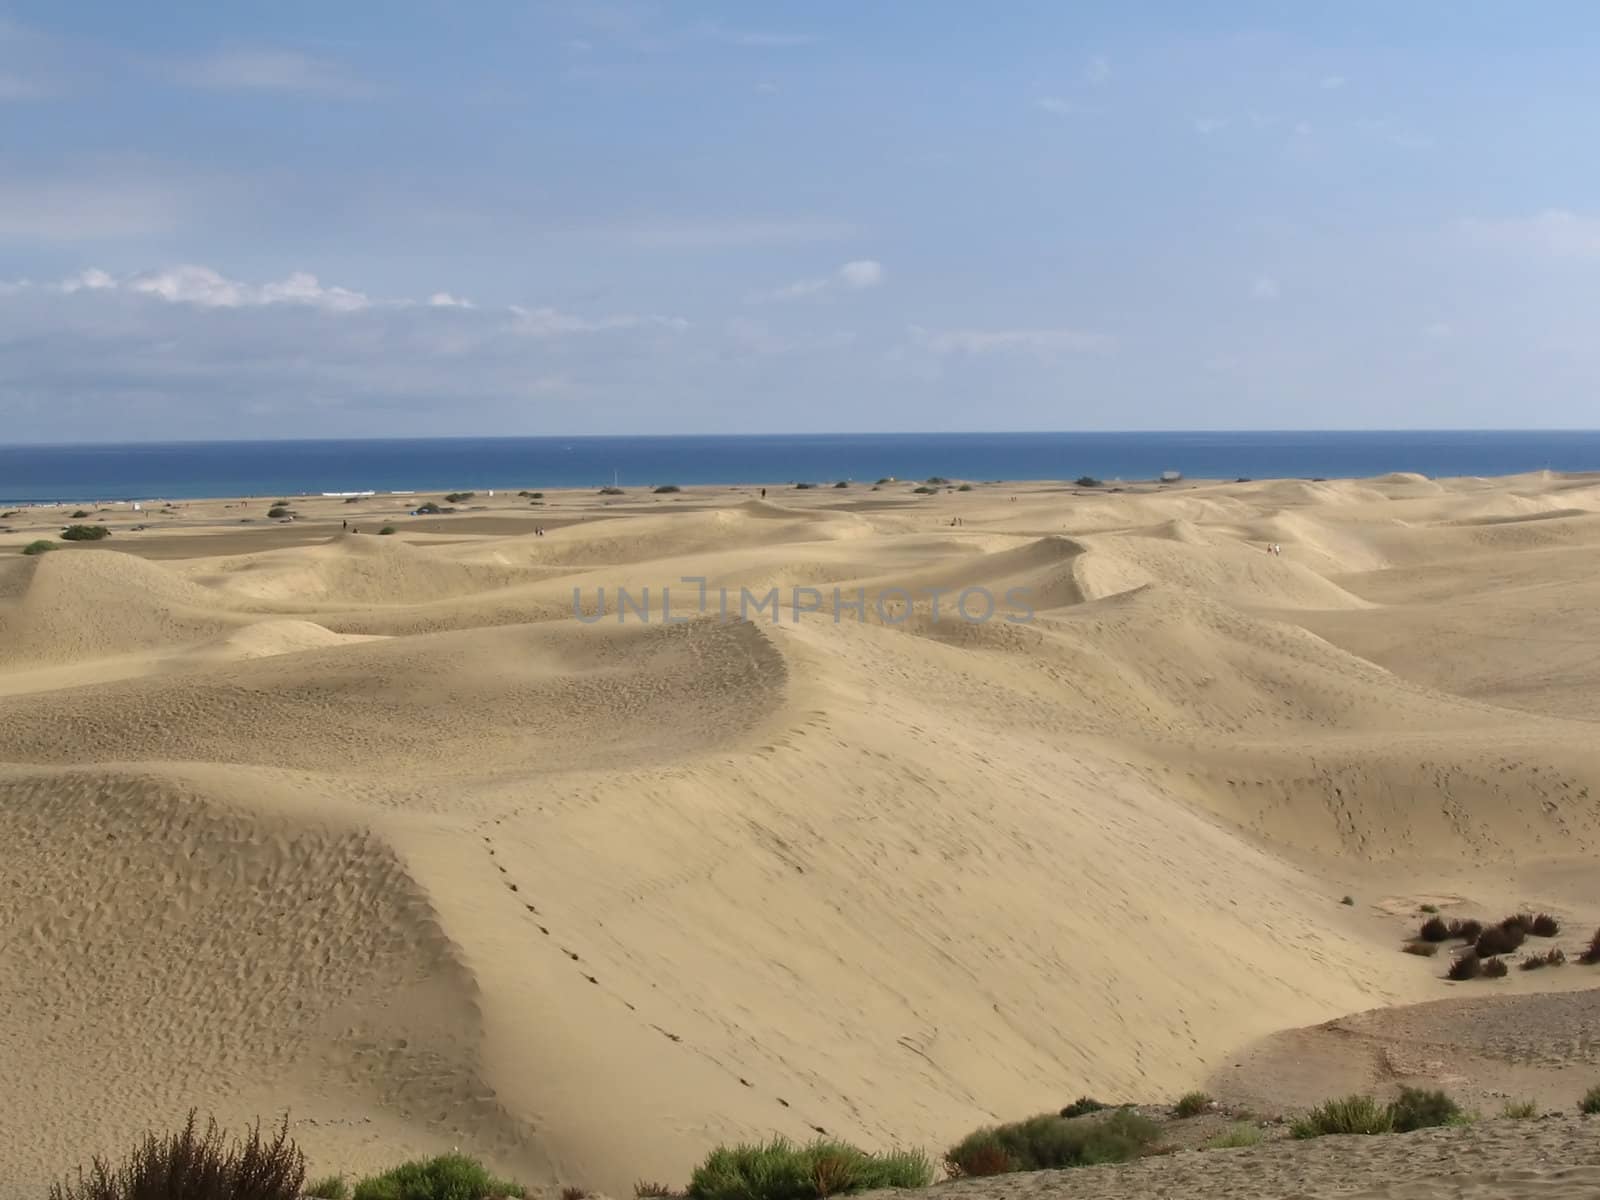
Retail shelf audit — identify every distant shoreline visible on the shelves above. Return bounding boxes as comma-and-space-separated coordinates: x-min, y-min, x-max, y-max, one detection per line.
5, 430, 1600, 505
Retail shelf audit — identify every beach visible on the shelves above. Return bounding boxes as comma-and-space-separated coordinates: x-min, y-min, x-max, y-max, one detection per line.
2, 471, 1599, 1200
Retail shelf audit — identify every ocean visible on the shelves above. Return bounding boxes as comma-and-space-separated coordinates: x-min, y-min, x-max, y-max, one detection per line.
3, 431, 1598, 504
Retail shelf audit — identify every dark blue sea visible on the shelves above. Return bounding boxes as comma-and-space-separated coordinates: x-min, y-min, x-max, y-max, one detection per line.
3, 431, 1598, 504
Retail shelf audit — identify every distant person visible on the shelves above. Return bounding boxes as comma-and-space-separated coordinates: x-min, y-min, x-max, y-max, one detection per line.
761, 487, 767, 499
342, 519, 348, 531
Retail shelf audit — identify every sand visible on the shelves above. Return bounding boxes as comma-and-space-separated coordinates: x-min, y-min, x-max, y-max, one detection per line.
2, 473, 1599, 1200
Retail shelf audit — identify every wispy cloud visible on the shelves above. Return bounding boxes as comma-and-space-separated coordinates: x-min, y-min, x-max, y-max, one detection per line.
1457, 210, 1600, 259
1084, 55, 1112, 86
1251, 275, 1280, 300
174, 49, 373, 98
508, 305, 687, 336
910, 324, 1112, 355
1190, 115, 1227, 135
755, 259, 884, 302
1036, 96, 1081, 116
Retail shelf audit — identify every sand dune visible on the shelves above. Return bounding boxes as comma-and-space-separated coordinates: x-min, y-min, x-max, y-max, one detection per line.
2, 472, 1598, 1198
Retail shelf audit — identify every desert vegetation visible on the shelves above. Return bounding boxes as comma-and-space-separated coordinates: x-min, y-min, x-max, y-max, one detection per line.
47, 1115, 526, 1200
673, 1138, 932, 1200
1578, 927, 1600, 964
944, 1109, 1161, 1177
443, 492, 476, 504
1502, 1099, 1538, 1119
21, 539, 59, 555
1291, 1089, 1466, 1140
1521, 948, 1565, 970
654, 485, 682, 494
1074, 476, 1102, 488
60, 524, 111, 541
1173, 1091, 1211, 1118
1581, 1085, 1600, 1115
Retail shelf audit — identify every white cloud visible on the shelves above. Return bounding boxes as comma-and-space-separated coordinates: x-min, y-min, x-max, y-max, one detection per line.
428, 292, 475, 309
1190, 115, 1227, 135
1251, 275, 1280, 300
755, 80, 779, 95
508, 305, 687, 336
1456, 210, 1600, 259
756, 259, 885, 302
107, 265, 374, 311
910, 325, 1112, 355
1319, 74, 1346, 90
1084, 55, 1111, 86
837, 260, 883, 289
175, 50, 372, 97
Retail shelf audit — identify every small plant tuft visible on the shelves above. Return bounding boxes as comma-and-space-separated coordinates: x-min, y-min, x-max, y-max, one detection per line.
1058, 1097, 1109, 1119
1447, 950, 1482, 980
1580, 1085, 1600, 1115
351, 1153, 525, 1200
1403, 941, 1439, 957
307, 1176, 351, 1200
1419, 916, 1451, 942
443, 492, 475, 504
634, 1183, 683, 1200
1174, 1091, 1211, 1118
60, 524, 111, 541
1579, 928, 1600, 964
562, 1187, 589, 1200
1453, 918, 1484, 942
1341, 895, 1355, 906
598, 487, 625, 496
1521, 948, 1565, 970
911, 485, 938, 494
1074, 476, 1102, 488
653, 485, 682, 494
1420, 904, 1439, 913
378, 525, 396, 535
1531, 913, 1561, 937
22, 539, 59, 555
48, 1111, 305, 1200
1481, 956, 1509, 978
1502, 1099, 1538, 1119
1389, 1087, 1465, 1132
267, 506, 292, 518
1203, 1124, 1263, 1150
1290, 1095, 1394, 1139
945, 1110, 1160, 1178
1475, 924, 1524, 956
834, 481, 850, 488
686, 1138, 933, 1200
71, 509, 91, 518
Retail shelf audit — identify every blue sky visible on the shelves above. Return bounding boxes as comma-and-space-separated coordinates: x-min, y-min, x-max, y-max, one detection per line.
2, 2, 1597, 441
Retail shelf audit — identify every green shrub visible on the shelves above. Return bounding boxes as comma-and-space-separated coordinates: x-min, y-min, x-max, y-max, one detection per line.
1420, 904, 1439, 914
267, 506, 292, 518
307, 1176, 351, 1200
1058, 1097, 1108, 1119
1290, 1095, 1394, 1138
71, 509, 91, 518
60, 524, 110, 541
598, 487, 624, 496
378, 526, 396, 535
833, 481, 849, 488
925, 476, 950, 485
48, 1110, 304, 1200
654, 485, 682, 494
352, 1153, 525, 1200
1203, 1124, 1263, 1149
1174, 1091, 1211, 1118
634, 1183, 681, 1199
416, 501, 443, 514
945, 1110, 1160, 1177
444, 492, 475, 504
1502, 1099, 1538, 1119
911, 486, 937, 495
1074, 476, 1102, 488
1341, 895, 1355, 906
957, 483, 973, 491
345, 496, 362, 504
1580, 1085, 1600, 1115
22, 539, 58, 555
1388, 1087, 1465, 1132
686, 1138, 932, 1200
875, 478, 893, 485
794, 482, 816, 490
